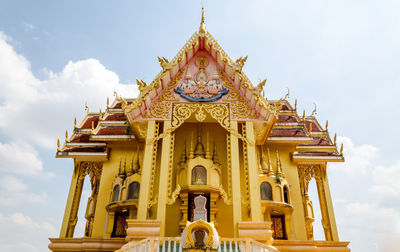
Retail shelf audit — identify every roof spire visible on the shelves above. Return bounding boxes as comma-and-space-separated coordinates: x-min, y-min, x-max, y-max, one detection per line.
199, 7, 206, 35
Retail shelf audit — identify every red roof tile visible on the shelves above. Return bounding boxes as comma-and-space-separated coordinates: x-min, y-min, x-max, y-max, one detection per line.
82, 116, 99, 129
299, 137, 331, 146
70, 134, 90, 143
104, 113, 127, 121
277, 115, 298, 123
96, 126, 128, 135
270, 128, 307, 137
305, 121, 321, 132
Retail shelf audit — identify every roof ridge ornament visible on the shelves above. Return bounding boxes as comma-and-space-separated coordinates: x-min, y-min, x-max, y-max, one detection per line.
199, 7, 206, 35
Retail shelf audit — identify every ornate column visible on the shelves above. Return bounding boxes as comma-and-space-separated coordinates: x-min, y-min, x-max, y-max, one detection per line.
314, 165, 336, 241
127, 120, 161, 242
156, 121, 172, 236
60, 161, 85, 238
244, 121, 263, 221
84, 162, 102, 237
229, 121, 242, 237
137, 120, 158, 219
298, 164, 314, 240
60, 161, 102, 238
298, 164, 336, 241
321, 176, 339, 241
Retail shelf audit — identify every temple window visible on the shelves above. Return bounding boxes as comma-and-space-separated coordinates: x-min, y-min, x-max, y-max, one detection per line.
127, 182, 140, 200
192, 166, 206, 185
113, 185, 120, 202
260, 182, 272, 201
283, 186, 290, 204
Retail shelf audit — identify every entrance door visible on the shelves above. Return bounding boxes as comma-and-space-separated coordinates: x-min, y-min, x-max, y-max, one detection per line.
188, 192, 210, 222
271, 215, 287, 240
111, 212, 129, 237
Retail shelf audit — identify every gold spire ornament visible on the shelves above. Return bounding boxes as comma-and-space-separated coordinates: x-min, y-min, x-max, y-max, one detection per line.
179, 140, 187, 165
294, 99, 297, 111
340, 143, 344, 155
74, 117, 77, 128
212, 141, 220, 165
85, 101, 90, 112
99, 109, 102, 119
107, 97, 109, 108
311, 102, 317, 116
325, 120, 329, 131
267, 148, 274, 177
302, 110, 305, 122
188, 131, 194, 159
284, 87, 290, 100
57, 138, 61, 151
65, 130, 68, 143
199, 7, 206, 35
334, 133, 337, 145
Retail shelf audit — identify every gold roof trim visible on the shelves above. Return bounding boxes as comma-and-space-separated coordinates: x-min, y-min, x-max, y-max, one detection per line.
120, 27, 280, 119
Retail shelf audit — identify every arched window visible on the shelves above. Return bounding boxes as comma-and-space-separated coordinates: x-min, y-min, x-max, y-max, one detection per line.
260, 182, 272, 201
113, 185, 120, 202
191, 166, 206, 185
283, 186, 290, 204
127, 182, 140, 199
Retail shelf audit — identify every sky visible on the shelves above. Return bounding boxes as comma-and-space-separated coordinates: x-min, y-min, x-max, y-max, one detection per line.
0, 0, 399, 251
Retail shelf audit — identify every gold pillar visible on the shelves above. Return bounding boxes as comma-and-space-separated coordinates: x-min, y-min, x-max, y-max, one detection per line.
60, 162, 86, 238
83, 162, 102, 237
60, 162, 80, 237
156, 121, 172, 236
315, 166, 338, 241
244, 121, 263, 221
322, 176, 339, 241
137, 120, 157, 219
298, 164, 337, 241
298, 164, 315, 240
229, 121, 242, 236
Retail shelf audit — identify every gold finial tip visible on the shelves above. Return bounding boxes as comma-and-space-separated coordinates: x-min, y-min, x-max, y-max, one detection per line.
199, 7, 206, 34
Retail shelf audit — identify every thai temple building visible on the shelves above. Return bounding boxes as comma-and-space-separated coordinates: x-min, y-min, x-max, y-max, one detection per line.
49, 8, 350, 252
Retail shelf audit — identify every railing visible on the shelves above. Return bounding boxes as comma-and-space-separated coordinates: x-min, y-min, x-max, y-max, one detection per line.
117, 237, 278, 252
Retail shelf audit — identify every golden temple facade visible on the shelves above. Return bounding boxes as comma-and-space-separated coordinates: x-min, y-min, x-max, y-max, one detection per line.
49, 9, 350, 252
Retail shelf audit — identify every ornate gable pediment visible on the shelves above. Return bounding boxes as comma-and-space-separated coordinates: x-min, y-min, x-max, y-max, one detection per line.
120, 32, 279, 122
118, 10, 280, 144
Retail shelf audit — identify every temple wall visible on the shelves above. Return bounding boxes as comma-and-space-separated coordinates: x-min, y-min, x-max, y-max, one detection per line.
91, 142, 141, 238
264, 143, 307, 240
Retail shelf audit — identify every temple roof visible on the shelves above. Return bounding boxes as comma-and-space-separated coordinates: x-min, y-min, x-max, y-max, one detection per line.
56, 9, 343, 164
117, 9, 280, 125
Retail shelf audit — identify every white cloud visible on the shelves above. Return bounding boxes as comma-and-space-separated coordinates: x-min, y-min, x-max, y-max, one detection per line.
328, 137, 400, 251
340, 202, 400, 252
0, 31, 138, 150
0, 176, 47, 206
371, 161, 400, 200
330, 136, 378, 175
0, 142, 43, 175
0, 212, 56, 252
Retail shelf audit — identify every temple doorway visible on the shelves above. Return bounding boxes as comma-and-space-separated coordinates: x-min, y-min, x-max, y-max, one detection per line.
271, 215, 287, 240
111, 211, 129, 237
188, 192, 210, 222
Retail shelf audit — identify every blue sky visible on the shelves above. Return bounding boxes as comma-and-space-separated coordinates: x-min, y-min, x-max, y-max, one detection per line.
0, 0, 399, 251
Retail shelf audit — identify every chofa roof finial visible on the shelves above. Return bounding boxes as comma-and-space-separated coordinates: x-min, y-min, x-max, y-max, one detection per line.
199, 7, 206, 35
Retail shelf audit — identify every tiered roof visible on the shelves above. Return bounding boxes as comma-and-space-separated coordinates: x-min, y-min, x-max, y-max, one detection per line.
56, 9, 343, 164
268, 99, 343, 162
57, 99, 134, 160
